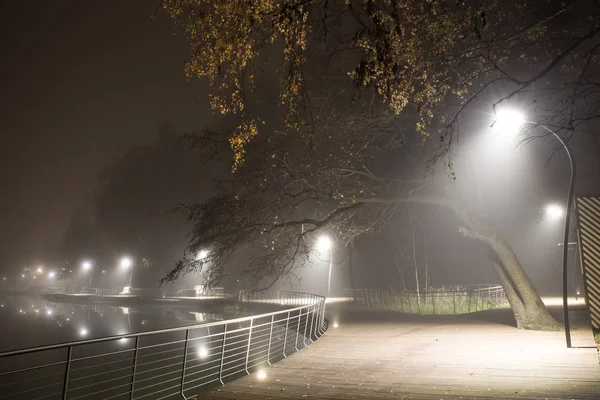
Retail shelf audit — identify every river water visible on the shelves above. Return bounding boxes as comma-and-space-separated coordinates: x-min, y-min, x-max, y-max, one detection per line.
0, 293, 228, 352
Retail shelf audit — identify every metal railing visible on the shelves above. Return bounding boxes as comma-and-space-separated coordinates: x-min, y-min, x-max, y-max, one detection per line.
346, 285, 507, 315
0, 291, 327, 400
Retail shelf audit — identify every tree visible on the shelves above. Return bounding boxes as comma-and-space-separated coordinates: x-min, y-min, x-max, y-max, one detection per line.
160, 0, 600, 168
60, 122, 216, 286
155, 0, 600, 329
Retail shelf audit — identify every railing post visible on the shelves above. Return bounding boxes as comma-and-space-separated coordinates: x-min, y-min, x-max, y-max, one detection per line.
321, 301, 326, 334
62, 345, 72, 400
266, 314, 275, 365
245, 319, 254, 374
179, 330, 190, 398
218, 323, 228, 384
308, 305, 316, 342
130, 336, 140, 399
452, 291, 456, 315
431, 292, 435, 314
294, 310, 302, 351
282, 311, 290, 357
303, 306, 309, 347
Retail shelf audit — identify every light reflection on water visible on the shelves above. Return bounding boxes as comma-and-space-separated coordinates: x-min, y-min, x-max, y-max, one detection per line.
0, 293, 227, 352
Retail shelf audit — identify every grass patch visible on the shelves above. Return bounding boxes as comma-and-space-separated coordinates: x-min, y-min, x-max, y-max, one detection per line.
353, 291, 502, 315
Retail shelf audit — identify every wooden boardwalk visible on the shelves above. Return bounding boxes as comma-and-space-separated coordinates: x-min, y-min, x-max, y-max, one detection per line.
197, 301, 600, 399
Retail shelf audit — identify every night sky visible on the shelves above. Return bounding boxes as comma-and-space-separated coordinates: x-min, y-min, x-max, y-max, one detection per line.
0, 1, 214, 269
1, 1, 598, 293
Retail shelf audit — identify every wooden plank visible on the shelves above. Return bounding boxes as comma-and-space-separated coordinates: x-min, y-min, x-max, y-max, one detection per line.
194, 303, 600, 399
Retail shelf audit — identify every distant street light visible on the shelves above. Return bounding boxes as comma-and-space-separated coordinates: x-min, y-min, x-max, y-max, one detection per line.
37, 267, 43, 274
545, 204, 564, 220
494, 108, 575, 348
316, 235, 334, 298
120, 256, 135, 287
120, 257, 133, 269
81, 260, 94, 287
47, 271, 56, 279
196, 249, 209, 261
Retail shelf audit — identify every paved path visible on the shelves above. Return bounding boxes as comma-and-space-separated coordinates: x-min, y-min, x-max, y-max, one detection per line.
198, 302, 599, 399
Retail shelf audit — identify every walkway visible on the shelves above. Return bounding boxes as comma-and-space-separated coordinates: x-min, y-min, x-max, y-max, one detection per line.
197, 300, 599, 399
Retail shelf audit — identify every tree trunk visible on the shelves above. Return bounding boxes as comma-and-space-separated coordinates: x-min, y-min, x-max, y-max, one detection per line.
453, 202, 561, 330
363, 192, 561, 330
488, 255, 526, 323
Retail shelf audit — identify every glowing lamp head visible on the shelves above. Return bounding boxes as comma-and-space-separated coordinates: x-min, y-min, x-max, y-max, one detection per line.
79, 328, 88, 337
493, 108, 525, 136
48, 271, 56, 279
545, 204, 564, 220
196, 249, 209, 261
37, 267, 43, 274
316, 235, 333, 252
81, 260, 92, 271
120, 257, 133, 269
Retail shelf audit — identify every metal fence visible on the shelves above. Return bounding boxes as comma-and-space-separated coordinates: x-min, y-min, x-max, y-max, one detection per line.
346, 285, 507, 315
0, 291, 327, 400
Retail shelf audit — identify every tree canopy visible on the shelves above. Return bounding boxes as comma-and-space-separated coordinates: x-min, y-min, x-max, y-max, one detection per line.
156, 0, 600, 329
160, 0, 600, 170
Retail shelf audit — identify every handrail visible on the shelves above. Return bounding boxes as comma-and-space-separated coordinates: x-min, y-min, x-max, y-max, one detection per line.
0, 290, 328, 400
0, 293, 320, 358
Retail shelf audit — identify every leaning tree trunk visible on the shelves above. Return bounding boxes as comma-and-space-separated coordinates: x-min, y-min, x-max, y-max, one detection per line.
453, 201, 561, 330
373, 192, 561, 330
488, 254, 526, 323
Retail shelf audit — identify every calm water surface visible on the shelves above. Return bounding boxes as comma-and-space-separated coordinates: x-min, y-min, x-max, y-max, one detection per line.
0, 293, 228, 352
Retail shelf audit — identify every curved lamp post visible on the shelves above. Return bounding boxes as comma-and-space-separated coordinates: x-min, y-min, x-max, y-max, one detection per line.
541, 126, 575, 348
494, 110, 575, 348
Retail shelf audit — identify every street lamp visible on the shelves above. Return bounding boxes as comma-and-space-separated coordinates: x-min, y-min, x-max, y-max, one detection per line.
47, 271, 56, 279
492, 109, 525, 136
494, 108, 575, 348
81, 260, 93, 288
120, 257, 134, 287
316, 235, 334, 298
196, 249, 209, 261
545, 204, 564, 220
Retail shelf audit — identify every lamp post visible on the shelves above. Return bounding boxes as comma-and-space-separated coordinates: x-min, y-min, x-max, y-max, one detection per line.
316, 235, 334, 298
120, 257, 134, 287
540, 125, 575, 349
81, 260, 93, 288
494, 109, 575, 348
